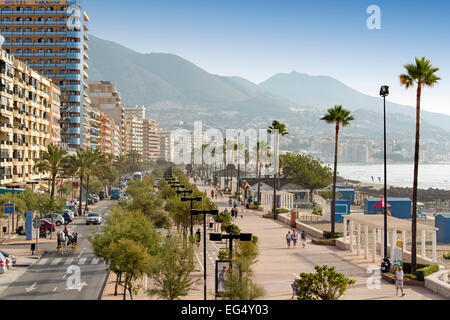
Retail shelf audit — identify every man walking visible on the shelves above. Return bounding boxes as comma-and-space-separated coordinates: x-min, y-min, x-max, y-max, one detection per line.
286, 231, 292, 248
301, 231, 308, 248
291, 229, 298, 247
396, 266, 406, 297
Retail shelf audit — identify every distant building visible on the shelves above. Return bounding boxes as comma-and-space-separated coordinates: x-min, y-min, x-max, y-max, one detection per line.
124, 105, 145, 119
49, 83, 61, 147
99, 113, 114, 155
124, 116, 143, 156
143, 118, 161, 162
160, 130, 173, 162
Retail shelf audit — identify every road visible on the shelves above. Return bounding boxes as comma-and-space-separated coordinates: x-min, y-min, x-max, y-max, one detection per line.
0, 199, 115, 300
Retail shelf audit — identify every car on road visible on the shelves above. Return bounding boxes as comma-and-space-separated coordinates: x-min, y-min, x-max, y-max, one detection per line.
0, 253, 8, 274
62, 212, 73, 224
98, 192, 105, 200
86, 213, 102, 225
91, 194, 100, 203
64, 204, 77, 215
111, 188, 122, 200
0, 250, 16, 266
64, 210, 75, 220
40, 219, 56, 233
44, 213, 65, 226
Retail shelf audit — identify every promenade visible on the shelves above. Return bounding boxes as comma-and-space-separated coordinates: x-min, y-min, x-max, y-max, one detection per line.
195, 183, 445, 300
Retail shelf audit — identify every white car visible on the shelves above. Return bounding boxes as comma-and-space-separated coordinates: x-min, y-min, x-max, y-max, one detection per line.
86, 213, 102, 225
64, 210, 75, 220
45, 213, 65, 227
0, 253, 8, 274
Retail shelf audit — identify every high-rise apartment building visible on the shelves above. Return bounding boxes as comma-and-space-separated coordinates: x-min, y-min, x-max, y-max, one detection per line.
0, 0, 95, 151
0, 49, 56, 187
124, 105, 145, 120
143, 118, 160, 162
99, 112, 114, 155
160, 130, 173, 162
89, 80, 125, 154
48, 82, 61, 146
124, 116, 143, 156
113, 124, 120, 158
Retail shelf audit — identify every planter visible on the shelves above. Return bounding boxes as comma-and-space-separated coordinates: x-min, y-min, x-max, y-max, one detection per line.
381, 273, 425, 287
312, 238, 336, 246
262, 214, 274, 219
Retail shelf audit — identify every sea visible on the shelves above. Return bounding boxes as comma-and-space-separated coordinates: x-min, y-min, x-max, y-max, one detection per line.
337, 164, 450, 191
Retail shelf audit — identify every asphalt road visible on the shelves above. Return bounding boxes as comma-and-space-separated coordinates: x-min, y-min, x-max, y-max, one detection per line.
0, 199, 116, 300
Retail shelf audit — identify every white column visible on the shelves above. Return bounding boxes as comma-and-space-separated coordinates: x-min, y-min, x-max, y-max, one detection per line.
364, 225, 369, 259
432, 230, 437, 263
372, 227, 377, 263
402, 230, 407, 253
378, 228, 381, 243
390, 229, 396, 259
349, 220, 354, 253
357, 224, 361, 256
380, 229, 385, 261
421, 230, 426, 258
343, 218, 348, 243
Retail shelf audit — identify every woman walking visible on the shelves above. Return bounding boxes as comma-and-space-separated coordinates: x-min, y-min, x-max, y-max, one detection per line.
301, 231, 308, 248
286, 231, 292, 248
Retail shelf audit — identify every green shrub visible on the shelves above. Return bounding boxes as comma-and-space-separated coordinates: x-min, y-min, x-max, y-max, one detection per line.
312, 207, 323, 216
402, 262, 430, 274
415, 265, 439, 281
276, 208, 289, 214
444, 253, 450, 260
254, 201, 261, 206
323, 232, 344, 239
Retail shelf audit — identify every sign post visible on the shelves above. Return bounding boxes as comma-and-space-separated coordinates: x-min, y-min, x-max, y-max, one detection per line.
3, 204, 15, 240
33, 215, 40, 251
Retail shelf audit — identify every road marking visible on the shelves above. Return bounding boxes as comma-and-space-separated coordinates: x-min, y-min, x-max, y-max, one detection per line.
64, 258, 74, 265
25, 282, 38, 293
78, 248, 85, 259
51, 258, 62, 265
78, 257, 87, 265
53, 287, 57, 292
91, 257, 100, 265
194, 249, 204, 272
38, 258, 49, 265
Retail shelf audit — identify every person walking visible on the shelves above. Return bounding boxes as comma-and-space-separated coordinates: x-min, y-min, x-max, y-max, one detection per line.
228, 197, 233, 207
291, 229, 298, 247
211, 190, 215, 199
301, 231, 308, 248
396, 267, 406, 297
286, 231, 292, 248
195, 229, 201, 248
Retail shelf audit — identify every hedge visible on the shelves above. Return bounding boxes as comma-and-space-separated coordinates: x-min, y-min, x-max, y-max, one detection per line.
415, 265, 440, 281
323, 232, 344, 239
402, 262, 430, 274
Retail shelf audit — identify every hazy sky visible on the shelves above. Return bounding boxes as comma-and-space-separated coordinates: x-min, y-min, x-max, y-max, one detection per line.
84, 0, 450, 115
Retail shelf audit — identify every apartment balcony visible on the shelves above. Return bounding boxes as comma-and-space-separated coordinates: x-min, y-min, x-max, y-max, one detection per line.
66, 52, 81, 59
0, 122, 13, 133
66, 127, 81, 135
66, 42, 82, 49
0, 9, 67, 15
69, 95, 81, 102
66, 74, 81, 81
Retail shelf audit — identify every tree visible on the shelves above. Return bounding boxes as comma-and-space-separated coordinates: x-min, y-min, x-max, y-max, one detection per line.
400, 57, 441, 273
33, 144, 68, 200
67, 148, 90, 216
267, 121, 289, 179
281, 153, 333, 200
127, 150, 143, 173
147, 236, 199, 300
222, 237, 265, 300
321, 105, 354, 237
295, 265, 355, 300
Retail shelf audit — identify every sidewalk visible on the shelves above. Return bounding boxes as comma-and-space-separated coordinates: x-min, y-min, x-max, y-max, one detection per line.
196, 183, 446, 300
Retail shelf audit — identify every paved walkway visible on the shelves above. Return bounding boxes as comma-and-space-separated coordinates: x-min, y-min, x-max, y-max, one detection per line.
195, 183, 446, 300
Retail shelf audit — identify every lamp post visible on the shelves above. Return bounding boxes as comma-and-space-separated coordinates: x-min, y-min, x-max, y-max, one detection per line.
380, 85, 389, 269
210, 232, 253, 265
182, 196, 203, 236
190, 209, 219, 300
272, 121, 279, 221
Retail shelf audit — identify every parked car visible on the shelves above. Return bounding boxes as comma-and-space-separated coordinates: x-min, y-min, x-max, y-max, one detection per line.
86, 213, 102, 225
64, 210, 75, 220
64, 204, 77, 215
0, 250, 16, 266
44, 213, 65, 226
0, 253, 8, 274
39, 219, 55, 234
62, 212, 73, 224
87, 196, 94, 205
98, 192, 105, 200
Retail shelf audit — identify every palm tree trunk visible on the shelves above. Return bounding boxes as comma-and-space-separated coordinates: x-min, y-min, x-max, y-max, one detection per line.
50, 173, 56, 200
257, 162, 262, 203
331, 125, 340, 237
85, 175, 90, 213
79, 176, 83, 216
411, 83, 422, 273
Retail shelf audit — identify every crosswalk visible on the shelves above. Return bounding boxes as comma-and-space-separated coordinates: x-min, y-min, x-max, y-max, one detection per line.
37, 256, 105, 267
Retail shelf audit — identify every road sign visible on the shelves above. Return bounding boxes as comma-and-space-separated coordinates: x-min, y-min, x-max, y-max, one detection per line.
3, 203, 15, 215
33, 216, 40, 229
73, 182, 79, 189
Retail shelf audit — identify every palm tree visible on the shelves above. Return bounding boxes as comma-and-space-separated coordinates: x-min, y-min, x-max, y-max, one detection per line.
321, 105, 354, 237
67, 148, 90, 216
127, 150, 143, 173
83, 148, 110, 213
400, 57, 441, 273
114, 154, 128, 187
34, 144, 68, 200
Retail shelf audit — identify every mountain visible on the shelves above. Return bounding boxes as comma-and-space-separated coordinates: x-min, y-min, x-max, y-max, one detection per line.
88, 35, 450, 154
259, 71, 450, 132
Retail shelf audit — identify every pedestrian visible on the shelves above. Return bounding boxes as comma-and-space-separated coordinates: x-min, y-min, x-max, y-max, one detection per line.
196, 229, 201, 247
286, 231, 292, 248
395, 267, 406, 297
211, 190, 215, 198
291, 229, 298, 247
228, 198, 233, 207
233, 201, 238, 209
224, 208, 229, 214
301, 231, 307, 248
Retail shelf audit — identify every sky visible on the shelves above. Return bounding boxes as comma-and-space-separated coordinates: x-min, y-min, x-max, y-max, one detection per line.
84, 0, 450, 115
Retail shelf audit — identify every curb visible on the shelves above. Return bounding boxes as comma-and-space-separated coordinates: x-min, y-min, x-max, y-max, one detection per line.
98, 268, 111, 300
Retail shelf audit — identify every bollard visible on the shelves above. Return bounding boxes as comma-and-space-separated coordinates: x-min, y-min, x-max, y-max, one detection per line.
31, 243, 36, 256
290, 210, 297, 228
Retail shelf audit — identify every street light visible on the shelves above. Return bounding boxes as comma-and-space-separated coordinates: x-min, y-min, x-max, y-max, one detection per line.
190, 209, 219, 300
272, 120, 279, 221
380, 85, 390, 271
181, 195, 202, 236
210, 232, 253, 264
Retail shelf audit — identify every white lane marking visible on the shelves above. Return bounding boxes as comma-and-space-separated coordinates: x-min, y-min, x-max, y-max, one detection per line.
38, 258, 49, 265
91, 257, 100, 265
25, 282, 38, 293
51, 258, 62, 265
78, 248, 86, 259
78, 257, 87, 265
53, 287, 57, 292
194, 249, 204, 272
64, 258, 74, 265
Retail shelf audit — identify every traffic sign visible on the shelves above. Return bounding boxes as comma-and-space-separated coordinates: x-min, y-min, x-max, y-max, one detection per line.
73, 182, 79, 189
3, 203, 15, 215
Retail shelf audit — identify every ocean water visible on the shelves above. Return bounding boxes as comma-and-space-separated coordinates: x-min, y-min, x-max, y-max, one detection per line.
337, 164, 450, 190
